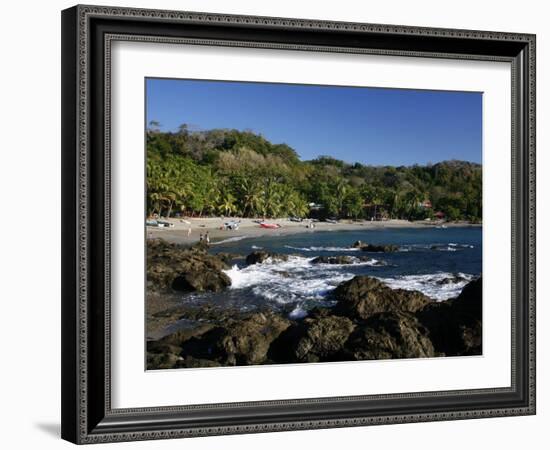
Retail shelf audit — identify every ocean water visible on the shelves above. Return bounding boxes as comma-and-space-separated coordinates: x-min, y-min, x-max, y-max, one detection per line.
180, 227, 481, 319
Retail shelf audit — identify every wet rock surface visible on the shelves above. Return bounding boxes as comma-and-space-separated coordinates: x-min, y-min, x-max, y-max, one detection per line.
245, 250, 290, 265
352, 240, 399, 252
332, 276, 430, 320
171, 270, 231, 293
436, 274, 469, 285
310, 255, 378, 265
416, 276, 482, 356
147, 277, 482, 369
147, 239, 232, 293
146, 240, 482, 369
341, 311, 436, 360
268, 311, 356, 363
152, 311, 291, 367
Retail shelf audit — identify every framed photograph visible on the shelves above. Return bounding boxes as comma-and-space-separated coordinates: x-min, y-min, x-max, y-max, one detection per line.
61, 5, 536, 444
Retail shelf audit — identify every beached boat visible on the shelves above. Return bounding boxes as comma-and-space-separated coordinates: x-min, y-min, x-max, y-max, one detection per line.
223, 220, 240, 230
157, 220, 174, 228
146, 218, 174, 228
260, 222, 281, 229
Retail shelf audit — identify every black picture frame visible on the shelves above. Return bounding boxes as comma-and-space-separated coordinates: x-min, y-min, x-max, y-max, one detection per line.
61, 4, 536, 444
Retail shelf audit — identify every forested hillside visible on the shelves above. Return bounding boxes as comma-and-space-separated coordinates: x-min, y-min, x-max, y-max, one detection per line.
146, 123, 482, 222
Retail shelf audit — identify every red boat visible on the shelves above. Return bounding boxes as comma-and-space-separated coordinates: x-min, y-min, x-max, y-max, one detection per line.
259, 222, 281, 229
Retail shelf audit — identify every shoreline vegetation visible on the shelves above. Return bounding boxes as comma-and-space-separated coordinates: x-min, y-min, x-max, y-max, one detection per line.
147, 125, 482, 226
147, 238, 482, 370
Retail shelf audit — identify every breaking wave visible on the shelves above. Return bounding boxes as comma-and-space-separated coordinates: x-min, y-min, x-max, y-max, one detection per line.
284, 245, 360, 252
376, 272, 476, 301
224, 256, 354, 304
398, 243, 474, 253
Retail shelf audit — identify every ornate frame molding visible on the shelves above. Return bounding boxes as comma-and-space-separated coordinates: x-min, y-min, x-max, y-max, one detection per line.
61, 5, 536, 444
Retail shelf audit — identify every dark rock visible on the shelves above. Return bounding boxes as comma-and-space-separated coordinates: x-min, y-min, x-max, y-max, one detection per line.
172, 270, 231, 293
146, 352, 181, 370
180, 312, 291, 366
436, 274, 468, 285
146, 323, 218, 369
147, 341, 182, 356
341, 311, 436, 360
332, 276, 430, 320
311, 255, 383, 265
454, 276, 482, 317
311, 255, 356, 265
307, 306, 333, 318
246, 251, 289, 265
268, 315, 355, 363
215, 252, 242, 264
352, 240, 398, 252
147, 238, 231, 292
361, 243, 399, 252
154, 323, 216, 346
175, 357, 221, 368
416, 277, 482, 356
146, 345, 180, 370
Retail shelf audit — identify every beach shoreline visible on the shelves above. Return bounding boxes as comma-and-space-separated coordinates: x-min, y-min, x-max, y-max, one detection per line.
147, 217, 481, 246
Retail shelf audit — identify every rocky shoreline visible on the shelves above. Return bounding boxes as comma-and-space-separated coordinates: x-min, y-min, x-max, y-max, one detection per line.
146, 239, 482, 369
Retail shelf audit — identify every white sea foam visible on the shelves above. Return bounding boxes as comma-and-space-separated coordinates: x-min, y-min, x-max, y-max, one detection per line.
210, 236, 248, 245
289, 305, 308, 320
448, 243, 474, 248
361, 258, 382, 266
224, 256, 355, 304
435, 243, 474, 252
284, 245, 359, 252
223, 249, 476, 307
398, 243, 474, 252
376, 272, 475, 301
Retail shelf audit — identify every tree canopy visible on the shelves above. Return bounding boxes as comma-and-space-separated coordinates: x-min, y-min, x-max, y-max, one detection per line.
146, 123, 482, 222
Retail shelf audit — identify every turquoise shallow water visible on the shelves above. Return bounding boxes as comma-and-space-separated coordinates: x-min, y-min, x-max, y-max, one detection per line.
181, 227, 482, 318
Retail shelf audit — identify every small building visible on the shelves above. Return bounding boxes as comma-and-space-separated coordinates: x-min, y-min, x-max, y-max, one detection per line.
419, 200, 432, 209
434, 211, 445, 219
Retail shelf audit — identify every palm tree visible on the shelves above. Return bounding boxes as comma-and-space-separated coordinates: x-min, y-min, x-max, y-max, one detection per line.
147, 161, 173, 216
277, 185, 308, 218
240, 178, 262, 217
217, 191, 237, 217
361, 186, 383, 220
334, 179, 348, 217
403, 189, 422, 220
261, 178, 282, 218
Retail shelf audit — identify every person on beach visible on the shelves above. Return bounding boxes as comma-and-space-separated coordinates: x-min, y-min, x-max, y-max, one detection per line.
199, 233, 203, 242
187, 227, 191, 237
205, 232, 210, 245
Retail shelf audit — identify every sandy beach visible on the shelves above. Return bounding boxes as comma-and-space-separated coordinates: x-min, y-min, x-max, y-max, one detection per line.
146, 217, 480, 245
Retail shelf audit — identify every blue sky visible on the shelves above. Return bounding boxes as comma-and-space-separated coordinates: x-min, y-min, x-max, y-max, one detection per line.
146, 78, 482, 166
